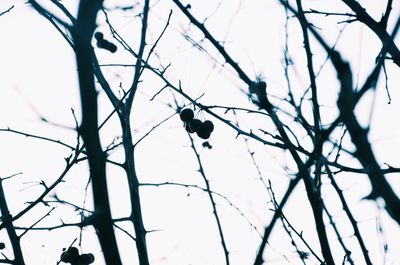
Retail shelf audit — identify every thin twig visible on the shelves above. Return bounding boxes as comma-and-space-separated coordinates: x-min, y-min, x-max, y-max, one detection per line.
186, 133, 230, 265
0, 5, 14, 17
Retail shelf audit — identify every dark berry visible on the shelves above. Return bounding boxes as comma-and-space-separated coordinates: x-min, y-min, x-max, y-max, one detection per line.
189, 119, 202, 133
180, 108, 194, 122
107, 42, 117, 53
96, 39, 117, 53
77, 253, 95, 264
94, 32, 104, 40
103, 41, 117, 53
202, 120, 214, 133
185, 122, 195, 133
202, 141, 212, 149
60, 247, 79, 263
197, 128, 211, 139
96, 39, 106, 49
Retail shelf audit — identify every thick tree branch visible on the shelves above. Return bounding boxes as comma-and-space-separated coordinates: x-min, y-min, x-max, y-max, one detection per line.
0, 177, 24, 265
280, 0, 400, 227
73, 1, 122, 264
119, 117, 150, 265
336, 61, 400, 223
342, 0, 400, 67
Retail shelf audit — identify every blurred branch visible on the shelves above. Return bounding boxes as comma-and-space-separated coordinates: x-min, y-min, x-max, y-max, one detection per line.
253, 82, 334, 264
29, 1, 71, 29
50, 0, 76, 24
342, 0, 400, 67
335, 40, 400, 224
279, 0, 400, 227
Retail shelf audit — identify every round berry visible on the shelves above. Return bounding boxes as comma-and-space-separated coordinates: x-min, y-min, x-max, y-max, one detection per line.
96, 39, 106, 48
78, 253, 95, 264
189, 119, 202, 133
202, 141, 212, 149
202, 120, 214, 133
108, 42, 117, 53
94, 32, 104, 40
102, 41, 117, 53
180, 108, 194, 122
60, 247, 79, 263
197, 128, 211, 139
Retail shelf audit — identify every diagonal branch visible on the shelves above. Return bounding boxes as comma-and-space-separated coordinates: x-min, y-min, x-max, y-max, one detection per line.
187, 133, 230, 265
0, 5, 14, 17
326, 167, 373, 265
171, 0, 252, 85
342, 0, 400, 67
253, 177, 300, 265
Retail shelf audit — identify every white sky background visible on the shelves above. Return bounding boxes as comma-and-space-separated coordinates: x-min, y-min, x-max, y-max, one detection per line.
1, 0, 400, 264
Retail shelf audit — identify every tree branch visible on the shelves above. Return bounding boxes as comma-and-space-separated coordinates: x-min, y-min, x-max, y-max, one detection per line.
0, 177, 25, 265
73, 0, 122, 264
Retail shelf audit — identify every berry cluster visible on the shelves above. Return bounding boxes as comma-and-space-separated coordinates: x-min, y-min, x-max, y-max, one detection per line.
180, 108, 214, 139
60, 247, 95, 265
94, 32, 117, 53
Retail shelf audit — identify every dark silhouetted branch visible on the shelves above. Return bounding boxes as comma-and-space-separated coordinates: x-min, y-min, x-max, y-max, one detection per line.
171, 0, 252, 86
268, 180, 324, 264
342, 0, 400, 67
323, 204, 354, 265
187, 133, 230, 265
0, 176, 25, 265
126, 0, 150, 110
0, 5, 14, 17
326, 167, 372, 265
73, 0, 122, 264
254, 177, 300, 265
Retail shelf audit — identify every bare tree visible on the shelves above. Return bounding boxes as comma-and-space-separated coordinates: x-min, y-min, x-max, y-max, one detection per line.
1, 0, 400, 264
